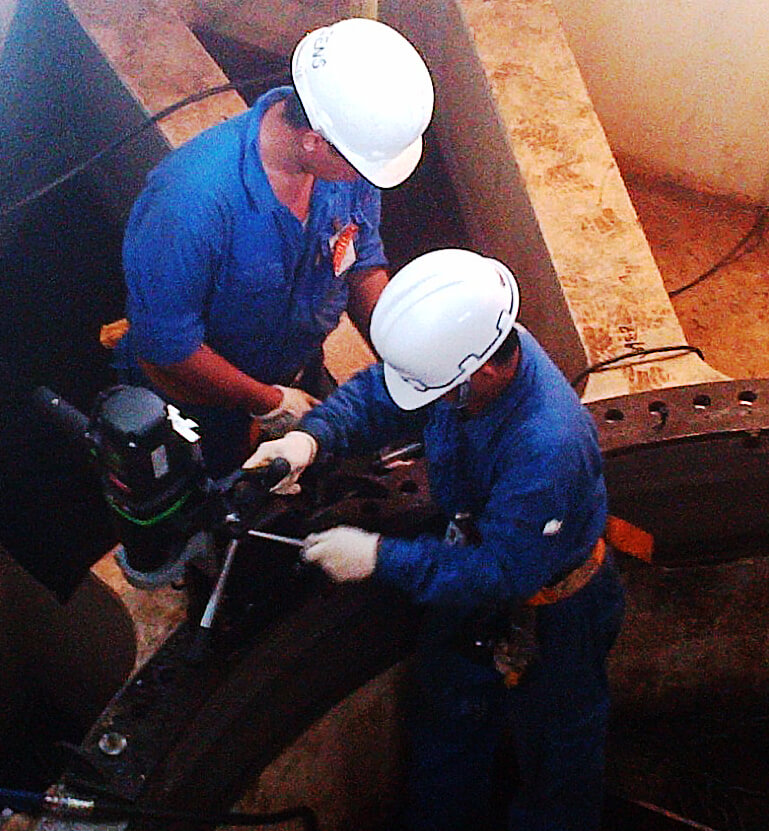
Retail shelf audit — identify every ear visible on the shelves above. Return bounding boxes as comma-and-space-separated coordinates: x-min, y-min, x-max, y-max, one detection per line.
301, 130, 325, 154
476, 356, 517, 388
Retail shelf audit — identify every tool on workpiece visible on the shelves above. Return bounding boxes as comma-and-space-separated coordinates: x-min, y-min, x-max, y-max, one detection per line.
189, 525, 304, 660
247, 529, 306, 547
32, 385, 293, 589
188, 461, 293, 661
34, 384, 309, 660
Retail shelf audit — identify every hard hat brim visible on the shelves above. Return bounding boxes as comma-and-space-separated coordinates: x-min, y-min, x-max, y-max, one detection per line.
343, 136, 424, 189
383, 362, 447, 410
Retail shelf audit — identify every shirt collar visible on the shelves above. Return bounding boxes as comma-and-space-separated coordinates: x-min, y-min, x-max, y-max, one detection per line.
242, 86, 294, 212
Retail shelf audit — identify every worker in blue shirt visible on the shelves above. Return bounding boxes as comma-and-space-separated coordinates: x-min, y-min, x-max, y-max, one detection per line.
114, 18, 434, 476
247, 248, 626, 830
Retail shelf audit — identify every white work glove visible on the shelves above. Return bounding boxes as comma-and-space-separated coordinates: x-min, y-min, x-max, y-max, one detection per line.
302, 526, 381, 582
257, 386, 320, 440
243, 430, 318, 494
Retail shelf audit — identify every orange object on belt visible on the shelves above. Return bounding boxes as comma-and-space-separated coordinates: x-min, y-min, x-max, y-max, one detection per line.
99, 318, 130, 349
605, 514, 654, 563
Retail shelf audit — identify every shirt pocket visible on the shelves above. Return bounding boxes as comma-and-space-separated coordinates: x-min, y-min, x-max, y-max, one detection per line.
210, 258, 290, 349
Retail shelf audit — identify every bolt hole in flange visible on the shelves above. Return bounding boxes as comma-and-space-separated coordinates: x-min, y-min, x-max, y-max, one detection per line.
648, 400, 669, 430
693, 394, 711, 409
739, 390, 758, 406
98, 731, 127, 756
605, 408, 624, 423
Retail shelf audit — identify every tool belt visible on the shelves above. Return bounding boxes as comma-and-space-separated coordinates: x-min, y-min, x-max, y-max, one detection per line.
527, 537, 606, 607
451, 515, 650, 688
491, 538, 607, 687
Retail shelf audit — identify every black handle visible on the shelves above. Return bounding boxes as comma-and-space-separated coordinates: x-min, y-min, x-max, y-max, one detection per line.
32, 386, 90, 444
186, 625, 215, 665
262, 456, 292, 489
215, 456, 291, 495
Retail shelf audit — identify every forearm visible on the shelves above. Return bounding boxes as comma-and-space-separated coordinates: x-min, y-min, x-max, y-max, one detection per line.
139, 344, 281, 414
376, 531, 541, 608
346, 266, 389, 350
300, 364, 419, 458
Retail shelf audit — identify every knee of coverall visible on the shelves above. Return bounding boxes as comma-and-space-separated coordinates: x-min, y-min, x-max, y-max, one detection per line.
408, 607, 509, 725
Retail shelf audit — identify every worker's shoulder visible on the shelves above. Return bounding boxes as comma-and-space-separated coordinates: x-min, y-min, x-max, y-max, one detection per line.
150, 112, 251, 195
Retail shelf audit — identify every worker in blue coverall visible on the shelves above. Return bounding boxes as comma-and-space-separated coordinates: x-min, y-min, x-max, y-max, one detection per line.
113, 18, 434, 477
246, 248, 626, 831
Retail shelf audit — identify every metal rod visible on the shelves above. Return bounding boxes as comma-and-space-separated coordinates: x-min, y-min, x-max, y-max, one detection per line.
199, 538, 239, 629
247, 529, 305, 548
378, 442, 423, 465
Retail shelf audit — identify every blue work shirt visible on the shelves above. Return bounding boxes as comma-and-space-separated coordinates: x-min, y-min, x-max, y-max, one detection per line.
115, 86, 387, 386
300, 325, 608, 610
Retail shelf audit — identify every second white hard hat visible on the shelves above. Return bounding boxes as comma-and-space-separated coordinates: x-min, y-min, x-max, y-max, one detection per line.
291, 18, 434, 189
370, 249, 520, 410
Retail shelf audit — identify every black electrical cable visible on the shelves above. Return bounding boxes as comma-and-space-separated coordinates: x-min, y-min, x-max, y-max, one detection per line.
92, 799, 320, 829
570, 344, 704, 388
0, 72, 287, 219
0, 787, 319, 830
668, 205, 769, 298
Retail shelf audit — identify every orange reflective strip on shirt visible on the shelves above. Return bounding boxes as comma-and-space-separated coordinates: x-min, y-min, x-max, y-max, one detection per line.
333, 223, 358, 275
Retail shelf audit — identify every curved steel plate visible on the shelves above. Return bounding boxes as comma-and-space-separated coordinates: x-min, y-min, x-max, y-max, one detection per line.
587, 379, 769, 562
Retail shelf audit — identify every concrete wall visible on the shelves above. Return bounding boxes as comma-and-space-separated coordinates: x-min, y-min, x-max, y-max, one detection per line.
384, 0, 723, 400
552, 0, 769, 204
0, 0, 172, 244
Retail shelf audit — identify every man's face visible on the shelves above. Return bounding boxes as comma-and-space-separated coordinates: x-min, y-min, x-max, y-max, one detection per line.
312, 137, 361, 183
441, 360, 514, 417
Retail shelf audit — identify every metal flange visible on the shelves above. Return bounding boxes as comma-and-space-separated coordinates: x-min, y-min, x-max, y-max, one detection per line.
586, 379, 769, 563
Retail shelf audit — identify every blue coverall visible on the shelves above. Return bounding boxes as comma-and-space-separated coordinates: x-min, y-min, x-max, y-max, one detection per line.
114, 86, 387, 475
301, 325, 626, 830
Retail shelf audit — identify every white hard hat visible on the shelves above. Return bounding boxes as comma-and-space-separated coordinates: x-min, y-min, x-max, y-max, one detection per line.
370, 249, 520, 410
291, 18, 434, 189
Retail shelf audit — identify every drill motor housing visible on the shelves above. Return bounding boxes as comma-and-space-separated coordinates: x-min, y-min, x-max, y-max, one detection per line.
94, 386, 204, 523
34, 385, 235, 582
90, 386, 210, 575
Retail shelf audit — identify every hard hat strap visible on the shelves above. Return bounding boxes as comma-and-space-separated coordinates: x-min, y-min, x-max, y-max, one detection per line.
449, 380, 471, 411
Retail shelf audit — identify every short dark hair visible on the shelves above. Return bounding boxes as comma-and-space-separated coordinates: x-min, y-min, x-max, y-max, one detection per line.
283, 90, 312, 131
488, 325, 520, 366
